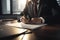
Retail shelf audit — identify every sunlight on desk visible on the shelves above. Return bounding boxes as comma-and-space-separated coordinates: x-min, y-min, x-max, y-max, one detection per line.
4, 22, 47, 40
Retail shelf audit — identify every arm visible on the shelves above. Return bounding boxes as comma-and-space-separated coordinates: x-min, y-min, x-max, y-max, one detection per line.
43, 15, 60, 25
40, 0, 60, 25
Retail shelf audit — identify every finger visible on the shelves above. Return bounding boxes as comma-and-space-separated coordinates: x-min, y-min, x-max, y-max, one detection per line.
20, 17, 24, 21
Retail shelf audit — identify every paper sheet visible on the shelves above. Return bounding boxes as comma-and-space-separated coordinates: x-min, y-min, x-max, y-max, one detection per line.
5, 22, 47, 29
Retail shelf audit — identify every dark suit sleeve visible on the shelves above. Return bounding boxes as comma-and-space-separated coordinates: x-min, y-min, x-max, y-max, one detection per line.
44, 6, 60, 25
43, 0, 60, 25
20, 1, 31, 19
44, 15, 60, 25
44, 7, 60, 25
20, 4, 28, 16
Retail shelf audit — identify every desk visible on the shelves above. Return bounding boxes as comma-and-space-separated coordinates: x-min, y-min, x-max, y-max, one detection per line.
31, 25, 60, 40
2, 21, 60, 40
15, 24, 60, 40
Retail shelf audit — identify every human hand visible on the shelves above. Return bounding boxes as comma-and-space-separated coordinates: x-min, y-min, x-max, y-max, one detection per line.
20, 16, 29, 23
31, 18, 42, 24
31, 17, 44, 24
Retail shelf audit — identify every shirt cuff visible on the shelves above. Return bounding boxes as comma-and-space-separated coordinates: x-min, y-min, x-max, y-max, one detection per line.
40, 17, 45, 23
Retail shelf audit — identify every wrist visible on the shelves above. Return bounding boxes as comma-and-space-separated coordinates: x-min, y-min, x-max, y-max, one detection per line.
40, 17, 45, 23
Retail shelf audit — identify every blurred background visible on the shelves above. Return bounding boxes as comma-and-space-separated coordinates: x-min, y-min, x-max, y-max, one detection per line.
0, 0, 28, 19
0, 0, 60, 19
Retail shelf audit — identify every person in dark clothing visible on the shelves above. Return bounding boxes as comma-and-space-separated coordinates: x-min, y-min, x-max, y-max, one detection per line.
19, 0, 60, 25
40, 0, 60, 25
18, 0, 60, 40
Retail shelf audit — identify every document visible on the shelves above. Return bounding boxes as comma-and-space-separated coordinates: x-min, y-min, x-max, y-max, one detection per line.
5, 22, 47, 30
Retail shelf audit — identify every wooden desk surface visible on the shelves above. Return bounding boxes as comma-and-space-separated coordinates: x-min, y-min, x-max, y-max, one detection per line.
40, 25, 60, 31
21, 24, 60, 40
0, 20, 60, 40
32, 24, 60, 40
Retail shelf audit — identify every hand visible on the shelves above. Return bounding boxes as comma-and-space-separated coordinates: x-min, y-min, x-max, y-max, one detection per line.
20, 16, 29, 23
31, 18, 42, 24
31, 17, 45, 24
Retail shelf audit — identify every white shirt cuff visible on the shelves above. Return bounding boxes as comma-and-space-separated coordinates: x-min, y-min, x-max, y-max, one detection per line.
40, 17, 45, 23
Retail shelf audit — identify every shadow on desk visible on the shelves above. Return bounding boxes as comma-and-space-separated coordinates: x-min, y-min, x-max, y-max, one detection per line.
33, 25, 60, 40
0, 25, 60, 40
0, 34, 20, 40
0, 30, 32, 40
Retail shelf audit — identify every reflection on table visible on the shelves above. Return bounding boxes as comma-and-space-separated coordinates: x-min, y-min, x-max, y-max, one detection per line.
0, 21, 60, 40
